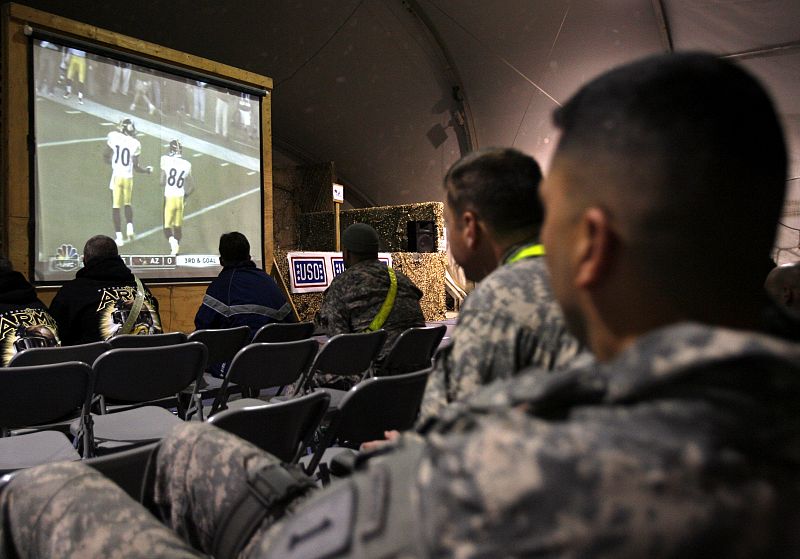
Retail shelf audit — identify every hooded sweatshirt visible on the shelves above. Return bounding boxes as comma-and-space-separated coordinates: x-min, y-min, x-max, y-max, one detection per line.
0, 270, 60, 365
49, 256, 162, 345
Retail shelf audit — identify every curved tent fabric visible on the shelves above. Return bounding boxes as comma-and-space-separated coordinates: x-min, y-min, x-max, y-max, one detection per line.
13, 0, 800, 260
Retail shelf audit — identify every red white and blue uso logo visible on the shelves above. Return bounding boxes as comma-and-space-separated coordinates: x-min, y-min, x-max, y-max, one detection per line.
287, 252, 393, 294
292, 257, 328, 287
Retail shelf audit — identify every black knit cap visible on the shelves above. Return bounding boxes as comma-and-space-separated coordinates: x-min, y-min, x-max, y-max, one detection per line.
342, 223, 379, 253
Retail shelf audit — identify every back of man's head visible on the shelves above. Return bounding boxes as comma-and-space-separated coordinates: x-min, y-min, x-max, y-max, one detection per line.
219, 232, 250, 264
444, 147, 544, 239
83, 235, 119, 266
342, 223, 380, 265
551, 52, 786, 308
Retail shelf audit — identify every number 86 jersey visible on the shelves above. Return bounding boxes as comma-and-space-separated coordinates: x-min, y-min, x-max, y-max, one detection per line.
160, 153, 192, 198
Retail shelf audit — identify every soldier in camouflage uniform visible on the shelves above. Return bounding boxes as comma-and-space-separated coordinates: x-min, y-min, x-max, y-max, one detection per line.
314, 223, 425, 388
419, 148, 586, 424
3, 53, 800, 558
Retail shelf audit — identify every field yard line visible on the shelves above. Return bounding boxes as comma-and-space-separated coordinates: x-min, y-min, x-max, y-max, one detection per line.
39, 137, 108, 147
132, 187, 261, 242
40, 96, 260, 171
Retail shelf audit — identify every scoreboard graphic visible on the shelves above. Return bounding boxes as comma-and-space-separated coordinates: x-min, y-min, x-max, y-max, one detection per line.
48, 250, 219, 274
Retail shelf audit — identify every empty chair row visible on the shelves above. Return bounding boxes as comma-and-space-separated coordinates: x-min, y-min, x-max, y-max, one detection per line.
0, 342, 208, 473
7, 322, 317, 368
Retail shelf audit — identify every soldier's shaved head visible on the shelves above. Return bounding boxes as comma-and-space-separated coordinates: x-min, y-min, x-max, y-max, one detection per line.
542, 52, 787, 357
83, 235, 119, 265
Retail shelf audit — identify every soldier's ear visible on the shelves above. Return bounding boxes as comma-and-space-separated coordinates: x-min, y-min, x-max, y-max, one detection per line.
574, 207, 617, 289
462, 210, 480, 250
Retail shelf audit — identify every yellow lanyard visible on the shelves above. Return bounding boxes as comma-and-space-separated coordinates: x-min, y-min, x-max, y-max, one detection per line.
505, 243, 545, 264
366, 266, 398, 332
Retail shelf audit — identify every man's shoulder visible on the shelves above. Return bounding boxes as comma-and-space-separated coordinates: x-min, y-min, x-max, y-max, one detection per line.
481, 256, 549, 290
329, 262, 377, 288
462, 257, 553, 314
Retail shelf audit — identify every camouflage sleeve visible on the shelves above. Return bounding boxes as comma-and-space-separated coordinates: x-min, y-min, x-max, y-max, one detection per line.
416, 407, 770, 558
416, 295, 513, 425
418, 260, 585, 426
151, 422, 285, 555
417, 342, 454, 424
315, 277, 352, 337
0, 461, 200, 558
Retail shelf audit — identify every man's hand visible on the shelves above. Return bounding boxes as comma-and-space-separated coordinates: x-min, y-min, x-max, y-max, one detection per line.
359, 430, 400, 452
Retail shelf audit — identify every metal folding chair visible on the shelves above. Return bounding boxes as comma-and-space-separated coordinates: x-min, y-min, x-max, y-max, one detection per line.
8, 340, 111, 367
208, 391, 330, 463
252, 321, 315, 343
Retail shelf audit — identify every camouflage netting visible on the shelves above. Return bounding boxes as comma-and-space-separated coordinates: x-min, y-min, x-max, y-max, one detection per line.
273, 249, 446, 322
299, 202, 444, 252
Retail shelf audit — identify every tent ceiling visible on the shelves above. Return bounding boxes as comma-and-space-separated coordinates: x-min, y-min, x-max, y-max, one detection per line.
9, 0, 800, 219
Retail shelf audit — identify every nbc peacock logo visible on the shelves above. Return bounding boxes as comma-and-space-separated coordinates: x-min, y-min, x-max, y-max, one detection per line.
53, 243, 80, 271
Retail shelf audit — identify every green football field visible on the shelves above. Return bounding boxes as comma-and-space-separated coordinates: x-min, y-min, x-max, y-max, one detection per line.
33, 96, 263, 275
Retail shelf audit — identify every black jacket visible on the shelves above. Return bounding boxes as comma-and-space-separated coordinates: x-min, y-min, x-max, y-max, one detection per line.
49, 256, 162, 345
0, 270, 60, 365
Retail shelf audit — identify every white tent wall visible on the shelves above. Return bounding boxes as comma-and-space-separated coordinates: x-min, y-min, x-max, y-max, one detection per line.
6, 0, 800, 261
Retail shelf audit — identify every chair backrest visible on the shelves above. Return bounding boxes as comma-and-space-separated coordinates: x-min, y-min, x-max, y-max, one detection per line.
211, 340, 319, 414
85, 441, 158, 501
93, 342, 207, 403
0, 361, 93, 428
252, 322, 315, 343
226, 339, 319, 391
299, 330, 387, 391
378, 325, 447, 377
208, 391, 330, 463
108, 331, 188, 349
187, 326, 250, 365
8, 340, 111, 367
335, 368, 430, 445
305, 369, 430, 474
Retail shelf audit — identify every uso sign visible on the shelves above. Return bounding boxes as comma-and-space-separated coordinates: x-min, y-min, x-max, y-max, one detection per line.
287, 252, 393, 294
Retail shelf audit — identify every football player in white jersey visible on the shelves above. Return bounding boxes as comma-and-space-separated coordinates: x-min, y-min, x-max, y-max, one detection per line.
160, 139, 193, 256
105, 118, 153, 247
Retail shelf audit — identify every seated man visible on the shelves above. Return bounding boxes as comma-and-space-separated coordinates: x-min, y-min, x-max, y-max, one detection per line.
195, 232, 294, 376
314, 223, 425, 387
419, 147, 586, 423
49, 235, 162, 344
0, 256, 60, 365
196, 232, 293, 336
3, 53, 800, 558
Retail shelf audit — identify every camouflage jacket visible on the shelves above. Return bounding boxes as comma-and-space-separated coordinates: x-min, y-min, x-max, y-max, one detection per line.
418, 255, 586, 424
315, 259, 425, 371
250, 322, 800, 558
3, 325, 800, 558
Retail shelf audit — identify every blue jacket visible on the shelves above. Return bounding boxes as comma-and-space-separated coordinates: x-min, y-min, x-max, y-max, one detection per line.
194, 261, 293, 339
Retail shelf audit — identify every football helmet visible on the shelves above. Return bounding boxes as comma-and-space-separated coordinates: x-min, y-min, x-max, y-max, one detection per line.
111, 297, 154, 330
119, 118, 137, 136
168, 139, 182, 156
12, 325, 57, 352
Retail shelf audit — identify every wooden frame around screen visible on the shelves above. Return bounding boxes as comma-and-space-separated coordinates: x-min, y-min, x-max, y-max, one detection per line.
0, 3, 274, 331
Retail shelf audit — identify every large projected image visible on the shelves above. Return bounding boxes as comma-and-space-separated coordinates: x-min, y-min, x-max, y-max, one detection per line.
32, 39, 264, 283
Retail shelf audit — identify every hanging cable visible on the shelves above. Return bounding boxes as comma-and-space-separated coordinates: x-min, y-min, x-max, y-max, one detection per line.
512, 3, 570, 146
427, 0, 561, 107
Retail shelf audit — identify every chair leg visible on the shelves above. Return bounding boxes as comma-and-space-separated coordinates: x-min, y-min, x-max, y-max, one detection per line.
81, 414, 96, 458
318, 462, 332, 486
194, 392, 204, 422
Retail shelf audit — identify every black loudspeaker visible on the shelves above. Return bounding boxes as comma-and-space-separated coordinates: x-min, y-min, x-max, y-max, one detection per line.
407, 221, 436, 253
